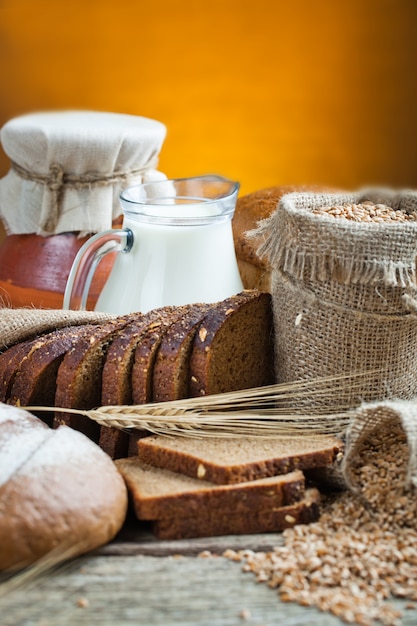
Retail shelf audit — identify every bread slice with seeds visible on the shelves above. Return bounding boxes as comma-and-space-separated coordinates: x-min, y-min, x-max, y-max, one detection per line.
54, 315, 140, 442
152, 303, 210, 402
131, 306, 192, 405
116, 457, 305, 521
189, 290, 274, 397
137, 434, 343, 484
0, 339, 41, 403
153, 488, 321, 539
99, 307, 183, 458
8, 324, 96, 425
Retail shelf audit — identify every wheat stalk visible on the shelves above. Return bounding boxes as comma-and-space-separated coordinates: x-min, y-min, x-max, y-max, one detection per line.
24, 372, 378, 438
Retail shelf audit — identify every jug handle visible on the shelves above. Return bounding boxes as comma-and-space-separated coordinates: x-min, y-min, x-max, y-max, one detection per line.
63, 228, 134, 310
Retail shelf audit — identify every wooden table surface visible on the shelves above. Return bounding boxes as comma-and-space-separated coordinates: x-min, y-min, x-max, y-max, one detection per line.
1, 521, 416, 626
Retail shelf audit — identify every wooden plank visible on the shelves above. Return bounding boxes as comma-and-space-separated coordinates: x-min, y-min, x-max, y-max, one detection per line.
0, 554, 345, 625
1, 552, 416, 626
98, 520, 286, 556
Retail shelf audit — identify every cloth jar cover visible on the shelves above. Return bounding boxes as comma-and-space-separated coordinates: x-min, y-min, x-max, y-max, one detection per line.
0, 111, 167, 236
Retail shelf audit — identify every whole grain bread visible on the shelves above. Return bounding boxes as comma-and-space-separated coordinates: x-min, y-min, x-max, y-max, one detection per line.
152, 488, 321, 539
152, 304, 210, 402
131, 306, 192, 405
8, 325, 95, 424
189, 290, 274, 398
99, 308, 180, 459
137, 434, 342, 484
54, 315, 140, 442
0, 338, 40, 402
101, 308, 179, 406
100, 306, 195, 458
115, 457, 305, 520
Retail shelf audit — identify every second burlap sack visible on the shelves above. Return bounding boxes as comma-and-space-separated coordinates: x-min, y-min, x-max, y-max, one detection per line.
255, 189, 417, 410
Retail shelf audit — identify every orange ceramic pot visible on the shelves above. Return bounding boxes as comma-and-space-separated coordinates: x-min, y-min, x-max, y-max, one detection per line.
0, 232, 116, 310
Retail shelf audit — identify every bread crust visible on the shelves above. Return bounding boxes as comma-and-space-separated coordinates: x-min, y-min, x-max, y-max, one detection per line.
131, 307, 191, 405
138, 434, 342, 485
116, 457, 305, 520
152, 304, 210, 402
152, 488, 321, 539
189, 291, 274, 398
232, 186, 328, 290
8, 325, 94, 423
0, 405, 127, 571
54, 316, 139, 441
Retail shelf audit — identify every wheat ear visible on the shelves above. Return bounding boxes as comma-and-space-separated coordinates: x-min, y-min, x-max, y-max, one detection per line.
24, 372, 378, 438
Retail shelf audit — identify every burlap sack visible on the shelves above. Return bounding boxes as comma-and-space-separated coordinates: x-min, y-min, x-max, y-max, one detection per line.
0, 308, 115, 349
255, 189, 417, 410
341, 399, 417, 498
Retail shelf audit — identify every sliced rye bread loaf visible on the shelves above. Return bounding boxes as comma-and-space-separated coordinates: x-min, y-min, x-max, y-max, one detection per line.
54, 315, 141, 442
115, 457, 305, 520
188, 290, 274, 397
137, 434, 342, 484
8, 325, 96, 425
99, 307, 184, 459
131, 306, 193, 405
152, 303, 211, 402
153, 488, 321, 540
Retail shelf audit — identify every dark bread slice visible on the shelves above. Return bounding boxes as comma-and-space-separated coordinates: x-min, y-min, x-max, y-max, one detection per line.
100, 306, 192, 458
101, 308, 182, 406
0, 339, 41, 402
54, 315, 140, 442
99, 307, 182, 459
115, 457, 305, 521
131, 306, 192, 405
152, 488, 321, 539
138, 434, 342, 484
8, 325, 95, 425
152, 303, 210, 402
189, 290, 274, 397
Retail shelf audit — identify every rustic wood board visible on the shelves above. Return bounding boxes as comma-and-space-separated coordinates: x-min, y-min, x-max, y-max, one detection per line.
3, 552, 415, 626
97, 517, 287, 556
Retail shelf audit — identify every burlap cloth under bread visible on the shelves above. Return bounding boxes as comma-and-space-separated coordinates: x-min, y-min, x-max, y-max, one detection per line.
255, 188, 417, 410
0, 308, 116, 349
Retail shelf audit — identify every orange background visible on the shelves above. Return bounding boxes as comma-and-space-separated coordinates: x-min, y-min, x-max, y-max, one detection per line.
0, 0, 416, 236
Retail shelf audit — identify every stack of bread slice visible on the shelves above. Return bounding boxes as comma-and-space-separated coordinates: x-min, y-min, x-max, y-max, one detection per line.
116, 433, 342, 540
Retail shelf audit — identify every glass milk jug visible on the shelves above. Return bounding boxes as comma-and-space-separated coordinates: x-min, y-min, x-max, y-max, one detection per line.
63, 175, 244, 314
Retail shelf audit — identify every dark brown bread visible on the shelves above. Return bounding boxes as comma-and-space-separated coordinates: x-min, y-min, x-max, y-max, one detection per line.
0, 339, 40, 402
54, 316, 139, 442
101, 309, 177, 406
99, 309, 170, 459
115, 457, 305, 520
138, 435, 342, 485
131, 306, 191, 405
8, 325, 95, 424
152, 488, 321, 540
99, 307, 190, 458
152, 304, 210, 402
189, 290, 274, 397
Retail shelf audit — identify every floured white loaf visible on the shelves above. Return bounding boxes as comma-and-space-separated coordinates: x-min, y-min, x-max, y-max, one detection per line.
0, 403, 128, 571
